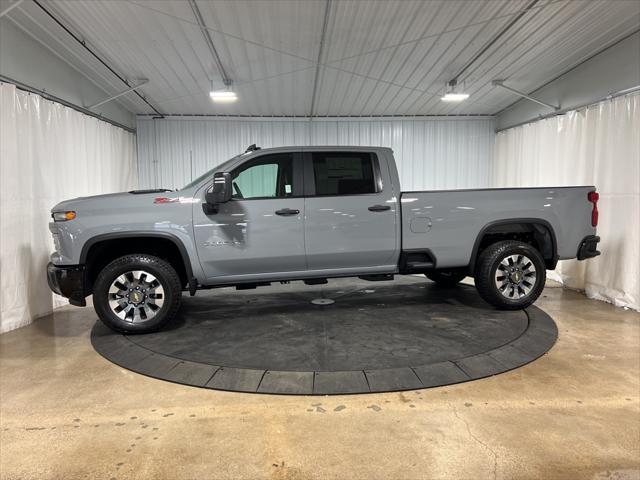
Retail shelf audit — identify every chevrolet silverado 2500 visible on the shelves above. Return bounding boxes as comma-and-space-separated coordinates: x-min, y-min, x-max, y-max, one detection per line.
47, 146, 601, 333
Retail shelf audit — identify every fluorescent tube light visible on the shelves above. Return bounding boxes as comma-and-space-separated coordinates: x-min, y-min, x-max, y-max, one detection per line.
209, 90, 238, 103
441, 92, 469, 102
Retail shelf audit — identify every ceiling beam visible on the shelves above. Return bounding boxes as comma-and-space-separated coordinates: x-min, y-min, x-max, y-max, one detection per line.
492, 80, 560, 111
0, 0, 24, 18
449, 0, 540, 86
309, 0, 332, 117
188, 0, 232, 87
32, 0, 164, 117
87, 79, 149, 109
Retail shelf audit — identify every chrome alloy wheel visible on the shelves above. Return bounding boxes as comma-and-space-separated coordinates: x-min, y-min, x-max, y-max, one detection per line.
494, 254, 537, 299
108, 270, 165, 322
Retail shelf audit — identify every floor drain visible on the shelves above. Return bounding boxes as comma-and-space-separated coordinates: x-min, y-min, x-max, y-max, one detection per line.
311, 298, 335, 305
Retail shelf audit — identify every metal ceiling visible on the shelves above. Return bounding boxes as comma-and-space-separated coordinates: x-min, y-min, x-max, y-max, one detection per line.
4, 0, 639, 116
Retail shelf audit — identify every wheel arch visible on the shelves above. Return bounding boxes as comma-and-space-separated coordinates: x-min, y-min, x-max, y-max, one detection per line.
80, 232, 193, 293
468, 218, 558, 273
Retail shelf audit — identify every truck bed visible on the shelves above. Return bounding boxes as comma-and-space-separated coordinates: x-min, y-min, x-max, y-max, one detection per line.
400, 186, 597, 269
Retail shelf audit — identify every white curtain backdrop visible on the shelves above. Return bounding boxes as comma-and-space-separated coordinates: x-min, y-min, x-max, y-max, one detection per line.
0, 83, 137, 333
494, 92, 640, 311
136, 117, 495, 192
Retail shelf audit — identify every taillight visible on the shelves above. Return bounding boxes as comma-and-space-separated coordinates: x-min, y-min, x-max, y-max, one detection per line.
588, 191, 599, 227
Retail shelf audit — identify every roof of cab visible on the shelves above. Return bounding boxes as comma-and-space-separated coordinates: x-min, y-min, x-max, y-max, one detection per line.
241, 145, 393, 155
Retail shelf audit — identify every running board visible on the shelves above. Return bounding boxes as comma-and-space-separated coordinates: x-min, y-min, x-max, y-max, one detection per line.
359, 274, 394, 282
406, 261, 434, 270
399, 250, 437, 273
304, 278, 328, 285
236, 282, 271, 290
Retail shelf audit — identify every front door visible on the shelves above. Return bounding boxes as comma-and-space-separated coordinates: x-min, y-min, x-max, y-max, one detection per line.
193, 152, 306, 281
304, 150, 398, 272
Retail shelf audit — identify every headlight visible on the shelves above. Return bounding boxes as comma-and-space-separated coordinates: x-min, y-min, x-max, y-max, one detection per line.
52, 211, 76, 222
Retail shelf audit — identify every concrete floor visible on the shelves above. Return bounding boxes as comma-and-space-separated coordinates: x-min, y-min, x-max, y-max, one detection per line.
1, 283, 639, 480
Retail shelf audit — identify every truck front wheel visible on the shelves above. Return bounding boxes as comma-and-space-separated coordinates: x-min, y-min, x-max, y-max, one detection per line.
474, 240, 545, 310
93, 254, 182, 333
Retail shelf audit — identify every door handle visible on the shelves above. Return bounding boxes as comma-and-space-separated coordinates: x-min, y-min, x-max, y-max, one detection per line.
275, 208, 300, 216
368, 204, 391, 212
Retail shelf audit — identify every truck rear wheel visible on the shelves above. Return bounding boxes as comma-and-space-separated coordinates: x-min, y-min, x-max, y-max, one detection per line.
474, 240, 545, 310
93, 254, 182, 333
425, 271, 466, 287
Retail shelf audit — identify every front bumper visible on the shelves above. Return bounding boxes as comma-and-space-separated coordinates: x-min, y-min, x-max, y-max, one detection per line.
46, 263, 87, 306
577, 235, 601, 260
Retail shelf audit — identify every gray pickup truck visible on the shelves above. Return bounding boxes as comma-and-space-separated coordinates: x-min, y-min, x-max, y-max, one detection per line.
47, 145, 601, 333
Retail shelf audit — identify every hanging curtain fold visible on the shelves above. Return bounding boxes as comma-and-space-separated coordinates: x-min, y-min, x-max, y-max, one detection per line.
0, 83, 137, 333
494, 93, 639, 311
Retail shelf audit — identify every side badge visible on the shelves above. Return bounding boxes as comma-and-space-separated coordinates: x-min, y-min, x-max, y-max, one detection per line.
154, 197, 179, 204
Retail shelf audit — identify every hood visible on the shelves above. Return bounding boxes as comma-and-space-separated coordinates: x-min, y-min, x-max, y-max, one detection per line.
51, 189, 174, 212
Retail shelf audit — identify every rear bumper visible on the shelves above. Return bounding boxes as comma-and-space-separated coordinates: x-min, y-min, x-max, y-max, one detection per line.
577, 235, 601, 260
46, 263, 87, 306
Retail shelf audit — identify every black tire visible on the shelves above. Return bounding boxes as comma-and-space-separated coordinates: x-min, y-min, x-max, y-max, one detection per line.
425, 270, 467, 287
475, 240, 546, 310
93, 254, 182, 333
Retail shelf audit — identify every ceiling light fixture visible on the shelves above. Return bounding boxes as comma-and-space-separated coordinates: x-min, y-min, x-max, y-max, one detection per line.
210, 90, 238, 103
441, 79, 469, 102
210, 80, 237, 103
441, 92, 470, 102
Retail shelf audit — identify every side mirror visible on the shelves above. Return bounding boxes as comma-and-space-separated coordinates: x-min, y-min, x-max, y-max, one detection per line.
203, 172, 232, 214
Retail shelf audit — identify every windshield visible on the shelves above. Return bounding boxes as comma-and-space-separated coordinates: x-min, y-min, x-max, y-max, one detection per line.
179, 154, 243, 190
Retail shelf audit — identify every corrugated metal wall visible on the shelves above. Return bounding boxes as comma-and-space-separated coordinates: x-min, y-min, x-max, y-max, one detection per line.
136, 117, 495, 190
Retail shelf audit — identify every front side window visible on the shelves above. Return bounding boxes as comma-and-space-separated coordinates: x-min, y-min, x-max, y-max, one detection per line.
181, 154, 244, 190
312, 152, 377, 196
231, 154, 294, 199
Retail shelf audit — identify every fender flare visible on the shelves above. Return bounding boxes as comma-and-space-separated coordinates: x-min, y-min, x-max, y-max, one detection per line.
79, 231, 194, 280
468, 218, 558, 271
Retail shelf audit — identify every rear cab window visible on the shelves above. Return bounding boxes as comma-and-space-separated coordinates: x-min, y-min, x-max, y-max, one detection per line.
310, 152, 380, 196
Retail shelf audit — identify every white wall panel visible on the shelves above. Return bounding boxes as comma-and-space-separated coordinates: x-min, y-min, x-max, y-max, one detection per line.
136, 117, 494, 191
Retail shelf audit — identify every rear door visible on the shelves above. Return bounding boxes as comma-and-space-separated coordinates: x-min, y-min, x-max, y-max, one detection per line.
193, 152, 306, 280
303, 150, 398, 272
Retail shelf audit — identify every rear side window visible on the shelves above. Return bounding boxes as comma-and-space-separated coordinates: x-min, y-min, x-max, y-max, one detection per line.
312, 152, 377, 196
